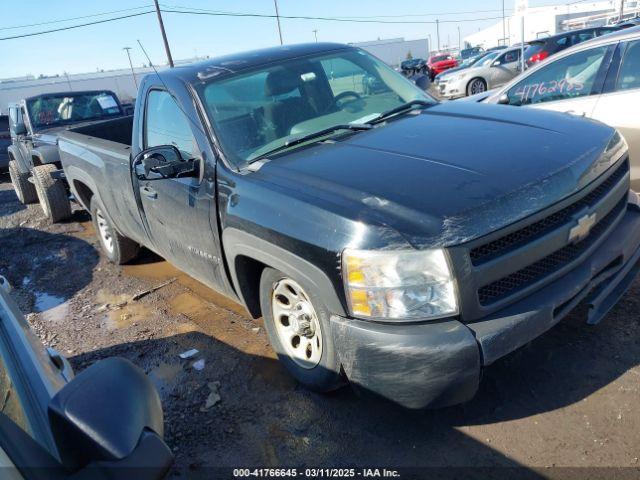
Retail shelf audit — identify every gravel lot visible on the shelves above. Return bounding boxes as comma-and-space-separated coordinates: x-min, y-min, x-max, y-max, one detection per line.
0, 172, 638, 478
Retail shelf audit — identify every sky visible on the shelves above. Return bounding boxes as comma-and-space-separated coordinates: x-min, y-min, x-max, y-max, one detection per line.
0, 0, 561, 78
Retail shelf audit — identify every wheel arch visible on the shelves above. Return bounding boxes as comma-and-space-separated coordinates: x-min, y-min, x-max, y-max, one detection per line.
7, 145, 30, 174
222, 228, 347, 319
467, 76, 488, 95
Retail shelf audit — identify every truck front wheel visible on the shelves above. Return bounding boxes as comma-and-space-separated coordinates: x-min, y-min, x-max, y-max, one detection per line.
8, 160, 37, 204
32, 164, 72, 223
90, 198, 139, 264
259, 268, 344, 392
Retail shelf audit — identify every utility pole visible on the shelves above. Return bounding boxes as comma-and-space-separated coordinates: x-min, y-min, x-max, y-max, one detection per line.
123, 47, 138, 89
64, 72, 73, 91
153, 0, 174, 68
457, 26, 461, 50
436, 19, 440, 51
619, 0, 625, 21
502, 0, 506, 45
312, 29, 318, 42
273, 0, 283, 45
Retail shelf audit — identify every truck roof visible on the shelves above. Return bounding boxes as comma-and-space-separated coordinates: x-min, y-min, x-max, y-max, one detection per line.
23, 89, 118, 103
157, 42, 353, 83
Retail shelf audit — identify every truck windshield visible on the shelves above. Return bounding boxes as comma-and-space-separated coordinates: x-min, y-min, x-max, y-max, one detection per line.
26, 92, 122, 129
196, 48, 434, 166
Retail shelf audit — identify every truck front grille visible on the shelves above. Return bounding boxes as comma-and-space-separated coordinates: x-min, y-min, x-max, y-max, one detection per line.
477, 197, 626, 305
470, 160, 629, 266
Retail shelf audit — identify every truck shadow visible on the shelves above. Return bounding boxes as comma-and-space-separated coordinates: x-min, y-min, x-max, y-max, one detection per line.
68, 285, 639, 475
0, 180, 26, 217
0, 227, 99, 312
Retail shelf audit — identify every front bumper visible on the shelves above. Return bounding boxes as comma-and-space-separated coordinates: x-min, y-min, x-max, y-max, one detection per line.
438, 78, 467, 99
331, 204, 640, 409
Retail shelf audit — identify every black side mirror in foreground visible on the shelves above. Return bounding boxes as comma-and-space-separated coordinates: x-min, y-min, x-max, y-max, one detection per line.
48, 358, 173, 479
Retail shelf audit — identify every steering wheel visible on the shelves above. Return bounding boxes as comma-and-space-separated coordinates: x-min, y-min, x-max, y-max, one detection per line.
333, 90, 362, 109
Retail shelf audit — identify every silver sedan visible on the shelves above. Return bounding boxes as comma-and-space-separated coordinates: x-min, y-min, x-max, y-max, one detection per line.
438, 48, 523, 99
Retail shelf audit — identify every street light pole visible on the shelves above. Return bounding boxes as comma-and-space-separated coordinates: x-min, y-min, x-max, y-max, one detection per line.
457, 26, 461, 50
313, 29, 318, 42
273, 0, 284, 45
123, 47, 138, 89
502, 0, 506, 45
436, 19, 440, 51
619, 0, 625, 21
153, 0, 174, 68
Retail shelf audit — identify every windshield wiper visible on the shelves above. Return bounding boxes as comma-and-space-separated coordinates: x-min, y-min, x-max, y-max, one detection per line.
250, 123, 372, 162
370, 99, 434, 124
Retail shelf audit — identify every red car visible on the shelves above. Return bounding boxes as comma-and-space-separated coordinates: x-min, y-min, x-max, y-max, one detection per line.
427, 54, 458, 80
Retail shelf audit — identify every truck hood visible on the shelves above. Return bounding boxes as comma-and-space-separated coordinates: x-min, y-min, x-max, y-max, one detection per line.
254, 102, 620, 248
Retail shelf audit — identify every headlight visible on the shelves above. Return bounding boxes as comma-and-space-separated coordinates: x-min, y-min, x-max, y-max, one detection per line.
342, 249, 458, 321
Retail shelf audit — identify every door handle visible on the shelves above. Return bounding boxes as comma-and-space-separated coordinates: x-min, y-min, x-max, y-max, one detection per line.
140, 185, 158, 200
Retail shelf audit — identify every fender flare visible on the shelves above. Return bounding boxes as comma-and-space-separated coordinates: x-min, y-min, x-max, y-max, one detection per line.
222, 228, 347, 317
7, 145, 30, 174
31, 144, 60, 166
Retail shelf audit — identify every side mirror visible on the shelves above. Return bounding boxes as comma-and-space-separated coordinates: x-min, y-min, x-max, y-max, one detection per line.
134, 145, 198, 180
13, 122, 27, 136
498, 93, 511, 105
48, 357, 173, 477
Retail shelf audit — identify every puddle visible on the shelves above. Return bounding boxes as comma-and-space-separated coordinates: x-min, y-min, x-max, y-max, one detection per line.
76, 220, 96, 239
95, 290, 154, 330
39, 302, 70, 323
123, 258, 249, 317
34, 292, 66, 312
148, 362, 183, 390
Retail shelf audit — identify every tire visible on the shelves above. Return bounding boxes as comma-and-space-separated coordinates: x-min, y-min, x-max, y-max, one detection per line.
467, 77, 487, 96
32, 164, 72, 223
259, 267, 344, 392
90, 197, 139, 264
8, 160, 37, 204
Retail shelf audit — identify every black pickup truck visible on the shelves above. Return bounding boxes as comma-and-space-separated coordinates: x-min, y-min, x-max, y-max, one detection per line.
6, 91, 125, 222
57, 43, 640, 409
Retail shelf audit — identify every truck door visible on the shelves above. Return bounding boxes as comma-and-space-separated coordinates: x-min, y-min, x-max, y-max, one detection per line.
133, 89, 224, 290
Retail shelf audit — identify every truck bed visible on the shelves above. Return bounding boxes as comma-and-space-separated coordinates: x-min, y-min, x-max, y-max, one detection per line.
65, 115, 133, 146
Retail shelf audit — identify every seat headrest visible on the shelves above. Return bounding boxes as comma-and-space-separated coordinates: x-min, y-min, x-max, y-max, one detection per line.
265, 68, 301, 96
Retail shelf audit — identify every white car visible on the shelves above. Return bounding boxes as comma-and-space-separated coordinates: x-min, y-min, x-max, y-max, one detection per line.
480, 26, 640, 189
438, 47, 523, 99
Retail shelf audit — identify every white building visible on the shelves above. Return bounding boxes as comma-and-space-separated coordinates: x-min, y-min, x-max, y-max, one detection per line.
351, 38, 430, 66
464, 0, 639, 49
0, 57, 206, 110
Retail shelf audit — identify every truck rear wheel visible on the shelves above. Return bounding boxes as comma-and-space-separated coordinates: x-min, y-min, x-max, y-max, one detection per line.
8, 160, 37, 204
259, 267, 344, 392
90, 197, 139, 264
32, 164, 72, 223
90, 196, 140, 265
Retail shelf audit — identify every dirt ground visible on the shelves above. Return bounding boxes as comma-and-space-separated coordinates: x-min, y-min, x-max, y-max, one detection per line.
0, 172, 638, 479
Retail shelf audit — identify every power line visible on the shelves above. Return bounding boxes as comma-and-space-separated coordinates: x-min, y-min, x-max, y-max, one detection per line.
0, 5, 153, 31
160, 3, 514, 18
0, 11, 154, 41
160, 8, 506, 24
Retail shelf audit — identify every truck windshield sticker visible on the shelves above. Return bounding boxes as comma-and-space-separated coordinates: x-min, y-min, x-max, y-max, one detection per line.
97, 95, 118, 110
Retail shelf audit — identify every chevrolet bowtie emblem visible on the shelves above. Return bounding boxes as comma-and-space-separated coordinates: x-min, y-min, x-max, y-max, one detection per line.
568, 213, 597, 244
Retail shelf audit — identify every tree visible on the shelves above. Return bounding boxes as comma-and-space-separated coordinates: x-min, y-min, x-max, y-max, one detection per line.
406, 51, 413, 60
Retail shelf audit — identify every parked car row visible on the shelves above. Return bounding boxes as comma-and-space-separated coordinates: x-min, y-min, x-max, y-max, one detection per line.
435, 25, 628, 100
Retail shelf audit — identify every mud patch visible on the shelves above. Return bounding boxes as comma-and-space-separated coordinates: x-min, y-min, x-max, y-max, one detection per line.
95, 289, 154, 330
